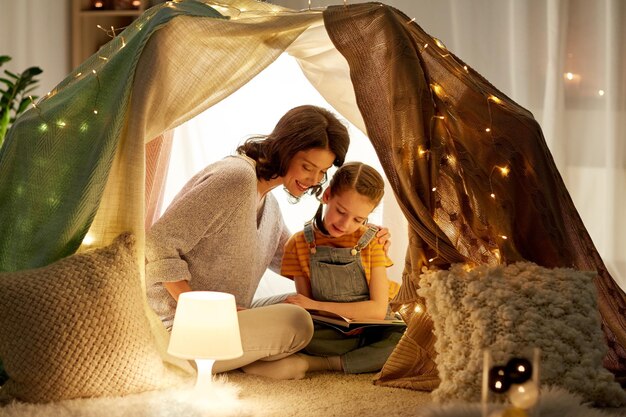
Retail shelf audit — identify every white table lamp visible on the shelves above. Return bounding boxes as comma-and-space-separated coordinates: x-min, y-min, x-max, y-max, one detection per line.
168, 291, 243, 392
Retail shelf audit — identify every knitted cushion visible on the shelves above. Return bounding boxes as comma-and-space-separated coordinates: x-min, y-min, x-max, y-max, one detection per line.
417, 262, 626, 407
0, 232, 176, 403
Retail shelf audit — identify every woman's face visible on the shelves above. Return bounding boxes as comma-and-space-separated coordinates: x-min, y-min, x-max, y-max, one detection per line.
282, 148, 336, 197
321, 188, 377, 237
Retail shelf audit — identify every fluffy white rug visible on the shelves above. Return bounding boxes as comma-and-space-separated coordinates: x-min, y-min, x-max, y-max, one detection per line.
0, 373, 624, 417
417, 385, 626, 417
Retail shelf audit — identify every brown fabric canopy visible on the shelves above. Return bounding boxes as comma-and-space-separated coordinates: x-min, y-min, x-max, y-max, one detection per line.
323, 3, 626, 388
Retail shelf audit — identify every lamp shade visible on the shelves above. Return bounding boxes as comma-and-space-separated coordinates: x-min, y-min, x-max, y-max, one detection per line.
168, 291, 243, 360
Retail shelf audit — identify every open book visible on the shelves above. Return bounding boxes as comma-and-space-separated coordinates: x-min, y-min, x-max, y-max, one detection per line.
306, 309, 406, 334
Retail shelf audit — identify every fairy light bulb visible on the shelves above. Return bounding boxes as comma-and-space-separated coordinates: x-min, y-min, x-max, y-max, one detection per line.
433, 38, 446, 50
565, 72, 574, 80
485, 127, 491, 132
82, 234, 95, 246
499, 166, 510, 176
489, 95, 502, 104
598, 89, 605, 96
414, 304, 424, 314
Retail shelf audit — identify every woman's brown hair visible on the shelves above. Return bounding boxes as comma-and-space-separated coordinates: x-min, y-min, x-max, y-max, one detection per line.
237, 105, 350, 197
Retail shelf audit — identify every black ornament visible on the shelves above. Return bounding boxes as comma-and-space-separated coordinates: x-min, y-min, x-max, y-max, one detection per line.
488, 365, 511, 394
506, 357, 533, 385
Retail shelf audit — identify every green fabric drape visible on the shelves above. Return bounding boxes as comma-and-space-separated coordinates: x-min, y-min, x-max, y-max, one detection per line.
0, 1, 224, 272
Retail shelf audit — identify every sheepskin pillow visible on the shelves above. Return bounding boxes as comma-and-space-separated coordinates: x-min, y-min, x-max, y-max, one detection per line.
417, 261, 626, 407
0, 232, 178, 403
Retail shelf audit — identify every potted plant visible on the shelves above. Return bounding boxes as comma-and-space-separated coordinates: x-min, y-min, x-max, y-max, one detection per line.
0, 55, 43, 149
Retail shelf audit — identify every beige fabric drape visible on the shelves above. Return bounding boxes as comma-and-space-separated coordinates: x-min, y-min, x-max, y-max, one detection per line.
323, 3, 626, 388
85, 0, 324, 370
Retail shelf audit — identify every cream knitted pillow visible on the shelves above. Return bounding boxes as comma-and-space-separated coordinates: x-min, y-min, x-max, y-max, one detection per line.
0, 232, 177, 403
418, 262, 626, 407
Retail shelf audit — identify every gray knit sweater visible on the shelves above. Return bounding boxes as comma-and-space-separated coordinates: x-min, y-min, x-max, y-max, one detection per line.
145, 155, 290, 329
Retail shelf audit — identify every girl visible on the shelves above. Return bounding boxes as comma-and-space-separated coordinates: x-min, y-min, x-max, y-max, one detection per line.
245, 162, 403, 378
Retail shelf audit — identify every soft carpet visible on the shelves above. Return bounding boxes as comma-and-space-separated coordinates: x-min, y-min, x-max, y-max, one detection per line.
1, 372, 624, 417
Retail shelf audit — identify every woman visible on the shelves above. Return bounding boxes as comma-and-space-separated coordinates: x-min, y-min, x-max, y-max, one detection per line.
146, 105, 389, 379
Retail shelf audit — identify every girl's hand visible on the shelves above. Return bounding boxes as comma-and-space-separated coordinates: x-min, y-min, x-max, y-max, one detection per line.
284, 293, 318, 310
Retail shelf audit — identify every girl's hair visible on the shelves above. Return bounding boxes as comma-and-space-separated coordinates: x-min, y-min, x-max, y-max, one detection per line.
327, 162, 385, 206
237, 105, 350, 197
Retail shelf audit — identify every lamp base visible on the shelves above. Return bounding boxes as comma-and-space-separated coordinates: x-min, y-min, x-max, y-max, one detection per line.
194, 358, 216, 394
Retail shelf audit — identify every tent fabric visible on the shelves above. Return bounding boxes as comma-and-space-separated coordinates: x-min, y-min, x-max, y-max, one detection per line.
0, 0, 624, 388
323, 3, 626, 387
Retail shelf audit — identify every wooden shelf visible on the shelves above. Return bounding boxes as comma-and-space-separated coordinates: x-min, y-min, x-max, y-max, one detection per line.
79, 10, 144, 17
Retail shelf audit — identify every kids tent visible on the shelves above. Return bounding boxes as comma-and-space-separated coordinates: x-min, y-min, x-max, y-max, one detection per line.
1, 0, 625, 389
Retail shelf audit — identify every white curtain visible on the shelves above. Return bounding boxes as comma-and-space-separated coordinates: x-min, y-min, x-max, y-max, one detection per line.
272, 0, 626, 291
0, 0, 71, 98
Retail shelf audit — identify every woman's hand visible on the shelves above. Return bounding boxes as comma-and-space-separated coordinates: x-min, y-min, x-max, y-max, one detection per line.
284, 293, 318, 310
372, 225, 391, 256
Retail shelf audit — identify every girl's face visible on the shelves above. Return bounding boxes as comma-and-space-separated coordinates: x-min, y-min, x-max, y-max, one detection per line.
282, 148, 336, 197
321, 188, 377, 237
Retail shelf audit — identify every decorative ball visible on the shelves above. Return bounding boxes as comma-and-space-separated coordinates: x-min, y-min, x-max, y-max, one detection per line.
508, 380, 540, 409
488, 365, 511, 393
506, 357, 533, 384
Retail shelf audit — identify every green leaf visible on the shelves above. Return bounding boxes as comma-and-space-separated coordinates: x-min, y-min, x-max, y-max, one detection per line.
4, 70, 19, 79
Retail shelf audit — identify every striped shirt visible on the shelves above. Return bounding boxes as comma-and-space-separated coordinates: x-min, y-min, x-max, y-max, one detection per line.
281, 225, 400, 300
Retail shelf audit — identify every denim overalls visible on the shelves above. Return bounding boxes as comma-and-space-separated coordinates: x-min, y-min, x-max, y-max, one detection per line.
304, 221, 378, 303
302, 221, 405, 374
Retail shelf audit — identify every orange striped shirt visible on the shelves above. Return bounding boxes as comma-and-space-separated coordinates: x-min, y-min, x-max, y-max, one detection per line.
281, 225, 400, 300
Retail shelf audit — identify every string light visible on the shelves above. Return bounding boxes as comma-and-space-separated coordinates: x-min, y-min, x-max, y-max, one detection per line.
431, 83, 443, 96
92, 69, 101, 116
433, 38, 446, 50
598, 89, 605, 96
488, 164, 511, 199
485, 127, 491, 132
407, 17, 416, 24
